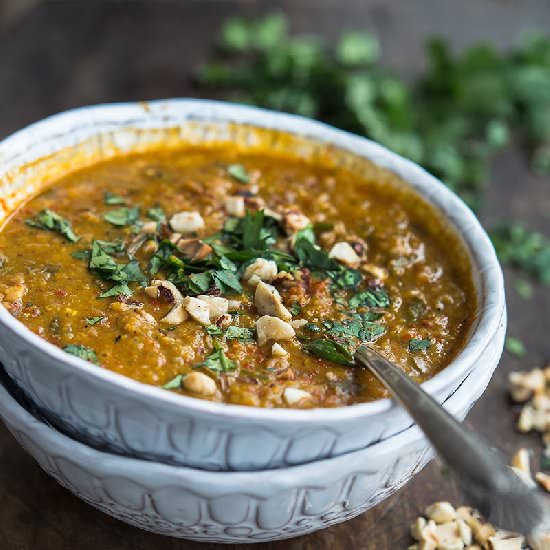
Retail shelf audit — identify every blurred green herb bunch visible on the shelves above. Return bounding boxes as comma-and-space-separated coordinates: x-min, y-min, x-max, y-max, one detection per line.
196, 13, 550, 287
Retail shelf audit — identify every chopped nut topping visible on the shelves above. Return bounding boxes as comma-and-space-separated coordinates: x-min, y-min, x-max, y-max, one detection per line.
197, 295, 229, 322
243, 258, 278, 286
291, 319, 308, 329
183, 296, 211, 325
283, 387, 312, 406
425, 501, 457, 524
183, 372, 217, 396
256, 315, 295, 345
254, 281, 292, 321
175, 238, 213, 261
169, 211, 205, 233
224, 196, 246, 217
161, 303, 187, 325
282, 208, 311, 235
271, 342, 288, 357
328, 242, 361, 268
145, 279, 184, 304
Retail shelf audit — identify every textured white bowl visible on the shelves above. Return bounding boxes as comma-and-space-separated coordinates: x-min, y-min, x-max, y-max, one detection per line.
0, 100, 506, 471
0, 327, 503, 544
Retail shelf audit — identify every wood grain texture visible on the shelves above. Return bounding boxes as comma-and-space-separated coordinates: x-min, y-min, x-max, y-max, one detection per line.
0, 1, 548, 548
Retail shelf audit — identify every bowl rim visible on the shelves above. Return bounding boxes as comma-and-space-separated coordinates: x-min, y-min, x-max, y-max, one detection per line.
0, 98, 506, 423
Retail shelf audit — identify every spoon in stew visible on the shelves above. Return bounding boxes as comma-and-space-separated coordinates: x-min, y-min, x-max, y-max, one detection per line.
354, 345, 550, 537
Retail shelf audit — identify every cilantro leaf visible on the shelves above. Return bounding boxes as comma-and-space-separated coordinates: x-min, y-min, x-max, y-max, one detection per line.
25, 209, 79, 243
104, 191, 126, 205
303, 338, 354, 367
213, 270, 242, 294
163, 374, 184, 389
408, 338, 432, 352
293, 237, 339, 271
86, 316, 105, 326
194, 340, 237, 374
98, 283, 132, 298
147, 207, 166, 222
103, 207, 140, 226
227, 164, 250, 183
63, 344, 99, 364
349, 287, 390, 308
505, 336, 526, 358
205, 325, 224, 336
225, 326, 255, 342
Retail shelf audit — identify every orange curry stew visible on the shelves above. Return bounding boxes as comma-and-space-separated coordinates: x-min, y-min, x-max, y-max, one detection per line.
0, 146, 476, 407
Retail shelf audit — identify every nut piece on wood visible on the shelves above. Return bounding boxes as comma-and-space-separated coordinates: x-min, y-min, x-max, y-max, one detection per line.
183, 296, 211, 325
528, 532, 550, 550
169, 211, 205, 233
183, 372, 217, 396
243, 258, 278, 286
328, 242, 361, 268
535, 471, 550, 493
197, 295, 229, 322
254, 281, 292, 321
225, 196, 246, 217
425, 502, 457, 524
283, 387, 312, 406
509, 368, 546, 402
511, 448, 532, 480
487, 532, 525, 550
256, 315, 295, 346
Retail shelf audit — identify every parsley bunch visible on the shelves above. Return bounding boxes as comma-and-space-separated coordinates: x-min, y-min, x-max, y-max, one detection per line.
197, 14, 550, 211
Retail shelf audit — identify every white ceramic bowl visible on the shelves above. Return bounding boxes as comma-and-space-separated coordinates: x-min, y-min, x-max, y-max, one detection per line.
0, 329, 502, 544
0, 100, 506, 471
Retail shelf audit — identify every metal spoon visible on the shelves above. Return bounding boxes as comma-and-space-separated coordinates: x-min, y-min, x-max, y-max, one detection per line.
354, 345, 550, 536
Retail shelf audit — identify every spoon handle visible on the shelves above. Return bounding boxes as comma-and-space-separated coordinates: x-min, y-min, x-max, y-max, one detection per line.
354, 345, 549, 536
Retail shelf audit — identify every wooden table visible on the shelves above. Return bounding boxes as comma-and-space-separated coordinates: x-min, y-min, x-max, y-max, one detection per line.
0, 1, 548, 548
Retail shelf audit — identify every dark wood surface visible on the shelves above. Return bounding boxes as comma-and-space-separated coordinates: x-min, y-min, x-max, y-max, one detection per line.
0, 1, 548, 548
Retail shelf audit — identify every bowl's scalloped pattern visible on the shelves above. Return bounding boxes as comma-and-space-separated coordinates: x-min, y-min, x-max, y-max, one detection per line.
0, 100, 506, 471
0, 320, 501, 543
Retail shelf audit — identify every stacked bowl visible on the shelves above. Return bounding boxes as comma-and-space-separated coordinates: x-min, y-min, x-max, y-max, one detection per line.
0, 100, 506, 543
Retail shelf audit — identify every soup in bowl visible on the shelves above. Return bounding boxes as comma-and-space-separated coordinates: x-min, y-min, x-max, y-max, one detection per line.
0, 100, 505, 470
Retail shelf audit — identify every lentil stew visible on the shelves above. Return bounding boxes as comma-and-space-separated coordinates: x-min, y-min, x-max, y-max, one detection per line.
0, 145, 476, 408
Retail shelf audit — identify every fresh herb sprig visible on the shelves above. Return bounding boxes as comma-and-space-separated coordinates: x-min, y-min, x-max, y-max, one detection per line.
25, 209, 79, 243
197, 13, 550, 212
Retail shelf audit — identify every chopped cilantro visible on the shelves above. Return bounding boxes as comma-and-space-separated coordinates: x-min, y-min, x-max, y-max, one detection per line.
98, 283, 132, 298
491, 224, 550, 285
349, 288, 390, 308
103, 207, 140, 227
225, 326, 255, 342
212, 270, 242, 294
163, 374, 184, 390
63, 344, 99, 364
408, 338, 432, 352
103, 191, 126, 205
227, 163, 250, 183
304, 322, 322, 332
204, 325, 224, 336
146, 207, 166, 222
86, 316, 105, 326
514, 278, 533, 300
505, 336, 526, 358
303, 338, 354, 367
194, 340, 237, 374
25, 209, 78, 243
289, 302, 301, 316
